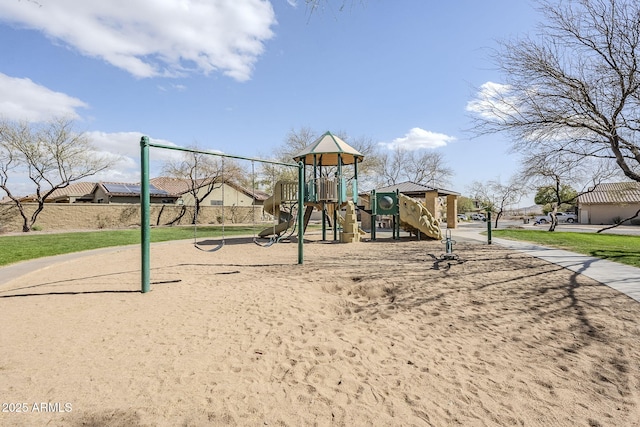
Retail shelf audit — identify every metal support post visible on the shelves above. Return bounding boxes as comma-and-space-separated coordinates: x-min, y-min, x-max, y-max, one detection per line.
297, 162, 304, 264
487, 211, 492, 245
140, 136, 151, 293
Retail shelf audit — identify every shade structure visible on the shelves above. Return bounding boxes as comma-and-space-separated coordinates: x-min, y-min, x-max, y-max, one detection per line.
292, 131, 364, 166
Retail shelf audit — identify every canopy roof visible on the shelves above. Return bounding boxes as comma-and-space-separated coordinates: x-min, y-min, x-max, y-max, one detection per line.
292, 131, 364, 166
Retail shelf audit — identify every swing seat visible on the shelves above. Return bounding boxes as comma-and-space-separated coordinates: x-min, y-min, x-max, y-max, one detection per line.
194, 240, 225, 252
253, 236, 276, 248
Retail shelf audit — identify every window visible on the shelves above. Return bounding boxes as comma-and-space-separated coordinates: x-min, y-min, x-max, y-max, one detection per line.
210, 200, 223, 206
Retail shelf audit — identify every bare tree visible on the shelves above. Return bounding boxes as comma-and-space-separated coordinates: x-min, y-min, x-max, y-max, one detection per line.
162, 146, 243, 224
520, 149, 619, 230
406, 150, 453, 187
468, 177, 526, 228
376, 147, 406, 187
0, 118, 115, 232
375, 147, 453, 188
267, 127, 380, 192
468, 0, 640, 185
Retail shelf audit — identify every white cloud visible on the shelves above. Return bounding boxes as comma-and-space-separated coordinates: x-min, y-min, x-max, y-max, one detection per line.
466, 81, 519, 121
0, 73, 88, 122
0, 0, 276, 81
380, 127, 455, 151
87, 131, 185, 183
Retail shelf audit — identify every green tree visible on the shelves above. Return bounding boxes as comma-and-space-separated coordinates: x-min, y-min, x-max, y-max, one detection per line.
456, 196, 476, 216
534, 185, 577, 212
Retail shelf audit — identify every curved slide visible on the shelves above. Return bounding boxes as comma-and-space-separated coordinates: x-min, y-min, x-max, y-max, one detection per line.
398, 193, 442, 240
258, 194, 294, 238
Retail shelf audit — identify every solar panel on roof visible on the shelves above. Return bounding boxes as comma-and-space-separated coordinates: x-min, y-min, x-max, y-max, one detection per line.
103, 182, 169, 195
103, 183, 131, 193
149, 184, 168, 195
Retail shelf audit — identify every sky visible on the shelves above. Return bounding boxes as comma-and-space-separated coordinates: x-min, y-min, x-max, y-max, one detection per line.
0, 0, 541, 206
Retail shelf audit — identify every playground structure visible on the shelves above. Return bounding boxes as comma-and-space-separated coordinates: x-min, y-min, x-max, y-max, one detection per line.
365, 191, 442, 241
293, 131, 365, 243
261, 131, 446, 243
139, 132, 457, 293
258, 180, 302, 240
251, 131, 364, 243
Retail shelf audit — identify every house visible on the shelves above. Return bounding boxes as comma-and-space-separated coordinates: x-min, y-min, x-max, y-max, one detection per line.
11, 177, 269, 206
11, 181, 98, 204
150, 177, 269, 207
577, 182, 640, 225
46, 182, 97, 203
92, 182, 177, 204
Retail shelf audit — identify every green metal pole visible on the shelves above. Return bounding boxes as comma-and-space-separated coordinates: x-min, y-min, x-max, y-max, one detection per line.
371, 190, 377, 241
297, 162, 304, 265
395, 190, 400, 240
140, 136, 151, 293
487, 211, 492, 245
353, 160, 358, 205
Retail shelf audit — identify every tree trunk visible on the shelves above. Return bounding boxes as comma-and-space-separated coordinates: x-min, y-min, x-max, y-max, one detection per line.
165, 205, 188, 226
16, 203, 31, 232
548, 203, 559, 232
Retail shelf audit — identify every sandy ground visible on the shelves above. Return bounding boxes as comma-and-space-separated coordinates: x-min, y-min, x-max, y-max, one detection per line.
1, 234, 639, 427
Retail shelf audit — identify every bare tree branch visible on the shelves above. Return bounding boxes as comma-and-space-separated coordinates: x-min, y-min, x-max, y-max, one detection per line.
0, 118, 116, 232
468, 0, 640, 184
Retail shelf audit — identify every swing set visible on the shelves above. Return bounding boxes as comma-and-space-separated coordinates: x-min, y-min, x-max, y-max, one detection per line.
193, 156, 225, 253
140, 136, 305, 293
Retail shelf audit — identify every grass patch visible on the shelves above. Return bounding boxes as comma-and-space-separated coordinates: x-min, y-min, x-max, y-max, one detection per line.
492, 229, 640, 268
0, 225, 258, 267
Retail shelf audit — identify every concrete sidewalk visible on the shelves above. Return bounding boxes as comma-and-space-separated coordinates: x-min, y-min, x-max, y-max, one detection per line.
451, 228, 640, 303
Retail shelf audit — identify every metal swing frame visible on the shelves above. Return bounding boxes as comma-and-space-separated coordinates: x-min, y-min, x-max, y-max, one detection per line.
193, 157, 225, 252
251, 160, 279, 248
140, 137, 305, 293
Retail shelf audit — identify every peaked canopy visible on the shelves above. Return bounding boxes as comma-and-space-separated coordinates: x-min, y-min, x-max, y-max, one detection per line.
292, 131, 364, 166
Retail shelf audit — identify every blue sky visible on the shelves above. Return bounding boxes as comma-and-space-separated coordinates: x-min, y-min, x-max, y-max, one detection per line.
0, 0, 540, 205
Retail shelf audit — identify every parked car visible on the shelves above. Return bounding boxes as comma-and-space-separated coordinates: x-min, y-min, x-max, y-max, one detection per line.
471, 213, 486, 221
533, 212, 577, 225
457, 214, 467, 221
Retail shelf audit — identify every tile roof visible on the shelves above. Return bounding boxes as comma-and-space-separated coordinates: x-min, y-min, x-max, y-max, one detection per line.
149, 177, 194, 195
578, 182, 640, 204
20, 182, 97, 202
47, 182, 96, 200
150, 176, 270, 201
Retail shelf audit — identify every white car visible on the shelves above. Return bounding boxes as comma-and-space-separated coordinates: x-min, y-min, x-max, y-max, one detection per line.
471, 213, 486, 221
534, 212, 577, 224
